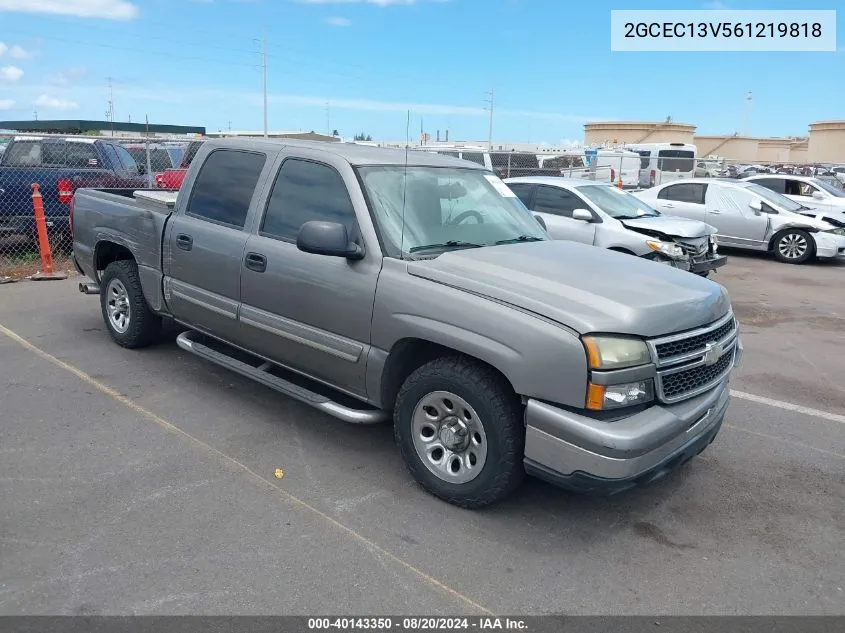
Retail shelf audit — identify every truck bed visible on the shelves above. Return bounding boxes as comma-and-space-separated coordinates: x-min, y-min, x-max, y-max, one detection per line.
72, 188, 176, 310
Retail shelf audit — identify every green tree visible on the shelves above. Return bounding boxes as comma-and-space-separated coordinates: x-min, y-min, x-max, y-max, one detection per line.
353, 132, 372, 141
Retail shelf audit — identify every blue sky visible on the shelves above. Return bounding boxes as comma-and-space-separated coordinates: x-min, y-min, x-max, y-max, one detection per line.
0, 0, 842, 143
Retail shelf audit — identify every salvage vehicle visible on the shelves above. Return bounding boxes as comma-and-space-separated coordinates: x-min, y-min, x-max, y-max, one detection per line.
72, 139, 741, 508
742, 174, 845, 226
635, 179, 845, 264
505, 177, 725, 277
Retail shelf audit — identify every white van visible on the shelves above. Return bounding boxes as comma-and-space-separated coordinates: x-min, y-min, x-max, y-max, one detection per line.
625, 142, 697, 188
536, 148, 640, 187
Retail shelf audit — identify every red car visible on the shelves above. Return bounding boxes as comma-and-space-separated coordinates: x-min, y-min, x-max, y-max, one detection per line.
156, 140, 204, 190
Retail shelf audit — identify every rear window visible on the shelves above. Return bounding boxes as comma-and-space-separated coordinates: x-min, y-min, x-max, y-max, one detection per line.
185, 149, 266, 229
1, 140, 98, 168
127, 148, 174, 171
633, 150, 651, 169
490, 152, 539, 170
657, 149, 695, 173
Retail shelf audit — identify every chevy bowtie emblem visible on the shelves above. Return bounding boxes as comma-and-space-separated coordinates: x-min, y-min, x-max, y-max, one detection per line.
703, 341, 725, 366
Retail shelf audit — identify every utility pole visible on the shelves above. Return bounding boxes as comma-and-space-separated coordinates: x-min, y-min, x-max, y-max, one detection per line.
228, 120, 232, 133
33, 111, 38, 121
485, 88, 494, 151
744, 90, 752, 136
262, 29, 268, 138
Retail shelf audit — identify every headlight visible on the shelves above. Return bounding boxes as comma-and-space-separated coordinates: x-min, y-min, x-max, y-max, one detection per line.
827, 228, 845, 236
582, 335, 651, 370
646, 240, 685, 259
587, 380, 655, 411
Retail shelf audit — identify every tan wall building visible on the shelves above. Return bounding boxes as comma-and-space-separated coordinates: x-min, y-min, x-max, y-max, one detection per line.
808, 121, 845, 163
693, 135, 759, 162
756, 138, 793, 163
584, 121, 696, 146
789, 139, 809, 164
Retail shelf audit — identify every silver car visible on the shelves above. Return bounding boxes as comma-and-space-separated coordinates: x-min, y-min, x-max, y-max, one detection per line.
635, 178, 845, 265
505, 177, 725, 276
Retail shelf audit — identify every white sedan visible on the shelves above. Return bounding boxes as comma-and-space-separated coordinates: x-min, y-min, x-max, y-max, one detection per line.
635, 178, 845, 264
743, 174, 845, 226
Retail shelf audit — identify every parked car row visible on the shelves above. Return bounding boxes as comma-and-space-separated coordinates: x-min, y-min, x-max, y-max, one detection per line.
71, 138, 743, 509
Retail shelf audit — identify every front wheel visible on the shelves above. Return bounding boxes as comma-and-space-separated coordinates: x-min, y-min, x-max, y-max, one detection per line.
100, 260, 161, 348
773, 229, 815, 264
394, 356, 525, 508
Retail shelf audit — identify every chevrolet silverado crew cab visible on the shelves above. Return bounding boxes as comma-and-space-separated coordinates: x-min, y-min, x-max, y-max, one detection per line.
71, 138, 742, 508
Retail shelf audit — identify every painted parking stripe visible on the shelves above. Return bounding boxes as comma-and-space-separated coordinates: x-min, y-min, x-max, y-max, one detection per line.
730, 390, 845, 425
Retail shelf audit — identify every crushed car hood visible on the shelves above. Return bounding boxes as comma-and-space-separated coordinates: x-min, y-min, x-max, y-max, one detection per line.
407, 241, 731, 338
620, 214, 715, 238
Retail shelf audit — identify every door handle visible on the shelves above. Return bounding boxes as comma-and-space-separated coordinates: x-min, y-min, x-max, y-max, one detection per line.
710, 210, 722, 214
244, 252, 267, 273
661, 203, 674, 208
175, 233, 193, 251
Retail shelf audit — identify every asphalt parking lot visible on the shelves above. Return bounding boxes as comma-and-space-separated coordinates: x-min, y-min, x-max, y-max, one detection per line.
1, 249, 843, 616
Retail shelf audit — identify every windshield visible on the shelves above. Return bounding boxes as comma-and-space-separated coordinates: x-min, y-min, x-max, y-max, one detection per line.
357, 166, 547, 257
576, 184, 660, 218
743, 183, 805, 213
657, 149, 695, 173
813, 178, 845, 198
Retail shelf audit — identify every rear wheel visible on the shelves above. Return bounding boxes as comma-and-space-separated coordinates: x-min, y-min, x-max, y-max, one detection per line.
773, 229, 814, 264
100, 260, 161, 348
394, 356, 524, 508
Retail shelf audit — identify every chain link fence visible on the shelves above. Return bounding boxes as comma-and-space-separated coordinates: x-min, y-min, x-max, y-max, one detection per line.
2, 134, 843, 279
0, 132, 196, 280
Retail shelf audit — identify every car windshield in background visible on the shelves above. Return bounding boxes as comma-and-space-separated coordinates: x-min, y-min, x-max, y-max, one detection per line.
744, 183, 805, 212
576, 184, 660, 218
127, 148, 174, 171
813, 178, 845, 198
357, 166, 547, 257
657, 150, 695, 172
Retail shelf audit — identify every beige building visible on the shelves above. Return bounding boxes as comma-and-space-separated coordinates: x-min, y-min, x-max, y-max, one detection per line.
694, 135, 758, 162
584, 121, 696, 146
808, 121, 845, 163
756, 138, 793, 163
789, 139, 809, 163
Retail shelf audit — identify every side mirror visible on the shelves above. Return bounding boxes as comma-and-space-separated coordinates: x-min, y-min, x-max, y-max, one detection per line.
572, 208, 593, 222
749, 199, 762, 214
297, 221, 363, 260
534, 214, 547, 230
812, 191, 825, 200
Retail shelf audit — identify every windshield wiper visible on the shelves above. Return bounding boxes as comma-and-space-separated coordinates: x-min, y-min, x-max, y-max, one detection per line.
408, 240, 485, 253
494, 235, 544, 245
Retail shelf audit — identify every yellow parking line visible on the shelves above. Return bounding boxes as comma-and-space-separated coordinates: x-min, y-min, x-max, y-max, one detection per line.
0, 322, 494, 616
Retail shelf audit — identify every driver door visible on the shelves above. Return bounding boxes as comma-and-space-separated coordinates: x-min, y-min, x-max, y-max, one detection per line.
530, 185, 597, 245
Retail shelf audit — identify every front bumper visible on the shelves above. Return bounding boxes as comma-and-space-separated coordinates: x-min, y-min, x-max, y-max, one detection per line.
689, 254, 728, 274
813, 233, 845, 259
523, 355, 738, 496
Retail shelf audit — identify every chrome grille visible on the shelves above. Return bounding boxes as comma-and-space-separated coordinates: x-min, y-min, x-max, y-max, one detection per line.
648, 312, 738, 403
660, 347, 735, 400
655, 317, 736, 360
676, 238, 708, 257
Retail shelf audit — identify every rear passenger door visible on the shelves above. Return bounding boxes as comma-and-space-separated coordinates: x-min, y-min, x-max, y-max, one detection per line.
654, 183, 708, 221
238, 153, 380, 397
164, 148, 270, 342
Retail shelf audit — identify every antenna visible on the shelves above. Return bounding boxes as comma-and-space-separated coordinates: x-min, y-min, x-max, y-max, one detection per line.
262, 28, 268, 138
400, 110, 410, 257
485, 88, 494, 151
106, 77, 115, 137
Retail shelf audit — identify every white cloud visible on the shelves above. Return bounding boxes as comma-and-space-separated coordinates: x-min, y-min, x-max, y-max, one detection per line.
325, 16, 352, 26
50, 66, 88, 85
35, 94, 79, 109
0, 42, 7, 57
10, 45, 32, 59
0, 99, 15, 110
0, 0, 140, 20
0, 65, 24, 82
703, 1, 729, 9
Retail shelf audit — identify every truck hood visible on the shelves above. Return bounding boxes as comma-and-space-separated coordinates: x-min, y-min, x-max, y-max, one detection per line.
406, 241, 731, 338
620, 214, 715, 238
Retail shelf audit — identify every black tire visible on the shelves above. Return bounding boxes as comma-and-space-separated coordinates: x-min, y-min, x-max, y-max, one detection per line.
772, 229, 815, 264
99, 260, 161, 348
394, 356, 525, 509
